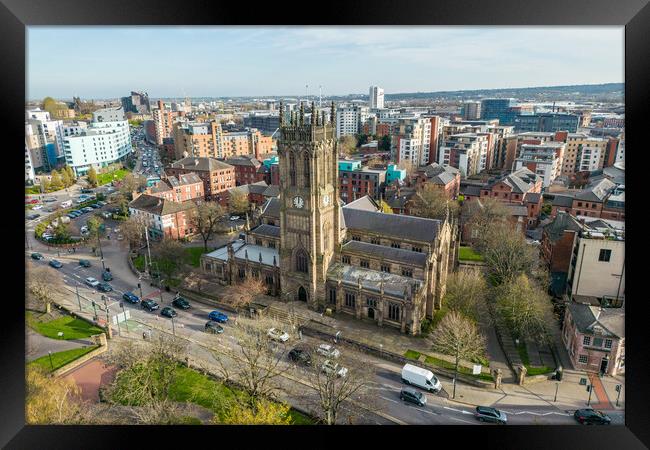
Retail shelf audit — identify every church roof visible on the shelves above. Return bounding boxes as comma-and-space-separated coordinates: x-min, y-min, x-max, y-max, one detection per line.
341, 240, 427, 266
342, 207, 441, 243
327, 262, 422, 300
343, 195, 380, 212
261, 197, 280, 219
250, 224, 281, 239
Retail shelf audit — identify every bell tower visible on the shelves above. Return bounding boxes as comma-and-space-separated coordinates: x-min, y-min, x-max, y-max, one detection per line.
278, 101, 340, 307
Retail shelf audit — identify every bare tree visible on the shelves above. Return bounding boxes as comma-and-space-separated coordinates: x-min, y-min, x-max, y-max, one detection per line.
191, 201, 227, 251
338, 135, 358, 156
481, 223, 538, 285
494, 274, 555, 344
120, 215, 145, 251
307, 346, 375, 425
211, 316, 290, 406
220, 276, 267, 309
443, 269, 489, 324
119, 172, 147, 200
409, 182, 459, 221
430, 311, 486, 399
464, 198, 510, 251
26, 366, 82, 424
219, 397, 292, 425
153, 238, 188, 287
27, 262, 64, 312
228, 190, 249, 215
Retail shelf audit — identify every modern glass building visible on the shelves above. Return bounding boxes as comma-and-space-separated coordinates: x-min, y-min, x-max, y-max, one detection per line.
480, 98, 517, 125
513, 113, 580, 133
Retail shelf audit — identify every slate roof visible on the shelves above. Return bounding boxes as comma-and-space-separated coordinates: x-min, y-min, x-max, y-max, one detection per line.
204, 241, 279, 267
170, 157, 233, 172
552, 195, 575, 207
342, 240, 428, 266
504, 204, 528, 217
542, 211, 583, 242
343, 195, 380, 212
261, 197, 280, 219
575, 178, 616, 202
460, 184, 482, 197
167, 172, 203, 188
224, 156, 262, 168
128, 194, 196, 216
567, 303, 624, 339
229, 181, 268, 196
524, 192, 541, 204
250, 224, 281, 238
262, 185, 280, 198
342, 207, 441, 243
419, 163, 459, 185
327, 262, 422, 299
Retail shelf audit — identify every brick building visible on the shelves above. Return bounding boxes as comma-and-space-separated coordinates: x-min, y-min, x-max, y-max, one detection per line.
412, 163, 461, 198
128, 194, 197, 240
142, 172, 204, 203
166, 157, 235, 203
224, 156, 263, 186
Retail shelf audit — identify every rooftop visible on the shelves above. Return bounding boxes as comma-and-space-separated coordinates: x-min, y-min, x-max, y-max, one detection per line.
327, 262, 422, 300
342, 240, 428, 266
567, 303, 624, 339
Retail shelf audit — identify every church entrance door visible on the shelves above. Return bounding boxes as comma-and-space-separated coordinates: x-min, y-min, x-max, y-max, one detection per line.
298, 286, 307, 302
368, 308, 375, 319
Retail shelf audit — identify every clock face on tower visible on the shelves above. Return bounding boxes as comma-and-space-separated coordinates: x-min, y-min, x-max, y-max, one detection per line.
293, 196, 305, 209
323, 194, 331, 207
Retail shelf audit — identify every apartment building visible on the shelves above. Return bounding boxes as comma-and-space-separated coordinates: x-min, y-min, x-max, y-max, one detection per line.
128, 194, 197, 240
512, 113, 580, 133
551, 179, 624, 221
336, 105, 369, 138
338, 160, 386, 202
224, 156, 263, 186
174, 121, 272, 160
438, 133, 489, 177
153, 100, 182, 145
166, 157, 235, 202
25, 139, 35, 184
514, 142, 566, 188
121, 91, 150, 114
412, 163, 461, 198
392, 117, 433, 166
142, 172, 204, 203
369, 86, 385, 109
25, 108, 66, 168
561, 133, 608, 176
462, 101, 481, 120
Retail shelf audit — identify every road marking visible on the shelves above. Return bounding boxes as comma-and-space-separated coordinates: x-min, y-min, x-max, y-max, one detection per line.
447, 416, 474, 424
499, 410, 571, 417
379, 395, 400, 405
444, 406, 472, 414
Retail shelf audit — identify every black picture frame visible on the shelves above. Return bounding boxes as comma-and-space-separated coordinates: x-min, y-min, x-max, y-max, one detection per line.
4, 0, 648, 447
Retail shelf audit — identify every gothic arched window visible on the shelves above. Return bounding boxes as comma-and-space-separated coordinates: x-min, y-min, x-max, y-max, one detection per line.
323, 222, 331, 251
303, 152, 310, 187
296, 250, 309, 273
289, 152, 296, 186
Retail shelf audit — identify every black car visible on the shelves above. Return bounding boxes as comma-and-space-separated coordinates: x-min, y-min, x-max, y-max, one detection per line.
172, 297, 191, 310
160, 307, 177, 318
204, 321, 224, 334
400, 387, 427, 407
288, 348, 312, 366
97, 282, 113, 292
31, 253, 44, 260
141, 299, 159, 311
475, 406, 507, 424
81, 188, 94, 193
26, 213, 40, 220
78, 259, 91, 268
102, 270, 113, 281
574, 408, 611, 425
48, 260, 63, 269
122, 292, 140, 304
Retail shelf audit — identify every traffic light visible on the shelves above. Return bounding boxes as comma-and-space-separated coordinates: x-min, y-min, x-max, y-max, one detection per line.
615, 384, 621, 392
586, 385, 592, 392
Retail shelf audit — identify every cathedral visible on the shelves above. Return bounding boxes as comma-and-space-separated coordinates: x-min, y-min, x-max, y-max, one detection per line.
200, 102, 455, 335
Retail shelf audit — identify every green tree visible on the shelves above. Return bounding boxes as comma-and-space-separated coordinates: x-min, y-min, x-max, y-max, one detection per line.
228, 190, 249, 215
356, 134, 369, 147
49, 170, 63, 191
39, 177, 50, 193
153, 238, 188, 286
119, 173, 147, 200
220, 398, 292, 425
60, 169, 72, 188
379, 135, 391, 151
53, 216, 71, 242
87, 166, 98, 187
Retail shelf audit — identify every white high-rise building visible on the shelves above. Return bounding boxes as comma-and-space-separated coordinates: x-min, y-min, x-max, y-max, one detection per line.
336, 105, 369, 138
25, 108, 65, 163
391, 117, 432, 166
25, 138, 35, 184
62, 107, 132, 176
369, 85, 385, 109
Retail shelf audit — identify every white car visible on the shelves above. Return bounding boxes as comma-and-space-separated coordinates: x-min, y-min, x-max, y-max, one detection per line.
32, 204, 43, 210
317, 344, 341, 359
267, 328, 290, 342
230, 216, 240, 221
85, 277, 100, 288
321, 360, 348, 378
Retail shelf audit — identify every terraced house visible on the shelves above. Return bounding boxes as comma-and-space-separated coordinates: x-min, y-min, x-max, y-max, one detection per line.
201, 102, 456, 335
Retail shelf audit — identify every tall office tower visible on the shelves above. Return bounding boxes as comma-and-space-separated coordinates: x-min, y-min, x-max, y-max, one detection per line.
369, 85, 385, 109
462, 101, 481, 120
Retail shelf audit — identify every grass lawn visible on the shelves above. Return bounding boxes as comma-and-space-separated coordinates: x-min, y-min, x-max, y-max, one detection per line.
458, 246, 484, 262
27, 311, 104, 340
184, 246, 215, 267
516, 340, 554, 376
29, 345, 99, 373
168, 365, 316, 424
26, 186, 41, 195
97, 168, 130, 186
404, 350, 421, 360
424, 355, 494, 382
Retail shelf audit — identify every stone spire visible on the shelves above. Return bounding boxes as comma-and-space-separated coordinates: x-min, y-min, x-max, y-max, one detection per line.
330, 100, 335, 124
299, 102, 305, 125
311, 101, 316, 126
321, 110, 326, 127
279, 101, 284, 126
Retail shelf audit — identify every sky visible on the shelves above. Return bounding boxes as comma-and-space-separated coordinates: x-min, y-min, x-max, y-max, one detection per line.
27, 26, 624, 100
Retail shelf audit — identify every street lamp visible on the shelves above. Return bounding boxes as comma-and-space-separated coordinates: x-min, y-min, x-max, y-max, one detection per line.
48, 350, 54, 371
554, 381, 560, 402
137, 282, 143, 299
171, 315, 176, 336
76, 283, 82, 311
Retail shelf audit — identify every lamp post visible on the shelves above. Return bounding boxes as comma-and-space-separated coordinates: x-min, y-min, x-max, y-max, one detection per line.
102, 294, 109, 326
138, 282, 143, 299
48, 350, 54, 371
587, 384, 594, 406
91, 300, 98, 321
171, 315, 176, 336
76, 283, 82, 311
554, 382, 560, 402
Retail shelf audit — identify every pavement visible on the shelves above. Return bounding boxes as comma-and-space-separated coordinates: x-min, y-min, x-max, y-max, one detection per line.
26, 328, 94, 362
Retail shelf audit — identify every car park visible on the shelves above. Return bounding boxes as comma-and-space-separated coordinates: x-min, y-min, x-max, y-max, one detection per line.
31, 253, 43, 260
267, 328, 290, 342
208, 310, 229, 323
317, 344, 340, 359
97, 282, 113, 292
172, 297, 191, 310
321, 360, 348, 378
205, 321, 224, 334
288, 347, 312, 366
160, 307, 177, 318
400, 387, 427, 407
49, 259, 63, 269
573, 408, 611, 425
141, 299, 160, 311
85, 277, 100, 288
475, 406, 507, 424
122, 292, 140, 304
78, 259, 91, 267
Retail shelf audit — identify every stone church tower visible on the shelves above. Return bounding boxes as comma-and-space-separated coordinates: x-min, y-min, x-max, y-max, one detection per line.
278, 101, 340, 308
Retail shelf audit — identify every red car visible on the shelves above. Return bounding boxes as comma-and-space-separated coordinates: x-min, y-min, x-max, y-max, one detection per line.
26, 199, 39, 204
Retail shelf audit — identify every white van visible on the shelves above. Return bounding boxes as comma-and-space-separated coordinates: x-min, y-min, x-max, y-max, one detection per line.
401, 363, 442, 393
60, 200, 72, 208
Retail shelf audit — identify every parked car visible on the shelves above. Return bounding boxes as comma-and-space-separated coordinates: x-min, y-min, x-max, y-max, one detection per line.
267, 328, 290, 342
574, 408, 611, 425
80, 225, 89, 234
90, 203, 102, 209
27, 199, 39, 204
78, 259, 91, 267
122, 292, 140, 304
101, 211, 112, 219
26, 213, 40, 220
400, 387, 427, 407
31, 252, 44, 260
141, 299, 160, 311
97, 201, 107, 206
288, 347, 312, 366
204, 321, 224, 334
208, 310, 229, 323
67, 213, 77, 219
48, 259, 63, 269
160, 307, 177, 318
82, 207, 94, 213
321, 360, 348, 378
44, 197, 57, 202
102, 270, 113, 281
85, 277, 100, 288
317, 343, 340, 359
97, 282, 113, 292
475, 406, 507, 424
32, 204, 43, 210
172, 297, 191, 310
81, 188, 94, 194
401, 364, 442, 393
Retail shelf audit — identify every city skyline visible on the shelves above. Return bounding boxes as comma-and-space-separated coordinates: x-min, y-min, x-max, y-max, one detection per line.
28, 26, 624, 99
